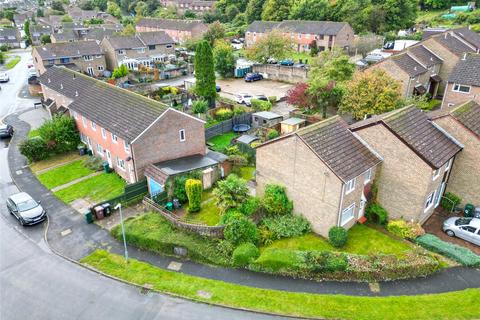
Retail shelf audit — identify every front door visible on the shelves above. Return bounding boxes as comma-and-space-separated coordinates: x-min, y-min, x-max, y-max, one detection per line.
106, 150, 112, 167
358, 193, 367, 219
435, 182, 446, 208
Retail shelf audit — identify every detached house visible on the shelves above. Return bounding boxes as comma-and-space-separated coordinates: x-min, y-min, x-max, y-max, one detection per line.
39, 66, 217, 185
101, 32, 175, 70
245, 20, 354, 52
351, 106, 463, 223
256, 116, 382, 237
32, 40, 106, 76
135, 18, 207, 43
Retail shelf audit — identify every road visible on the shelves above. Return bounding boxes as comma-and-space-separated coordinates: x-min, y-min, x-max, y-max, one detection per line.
0, 52, 285, 320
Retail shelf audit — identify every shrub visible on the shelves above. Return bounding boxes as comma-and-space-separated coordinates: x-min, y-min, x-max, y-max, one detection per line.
261, 214, 310, 240
216, 240, 235, 257
19, 137, 49, 162
440, 192, 461, 212
416, 234, 480, 267
328, 226, 348, 248
268, 96, 277, 104
191, 99, 208, 114
238, 197, 261, 217
387, 220, 425, 240
250, 99, 272, 111
232, 242, 260, 267
219, 209, 243, 225
31, 115, 80, 156
303, 251, 348, 272
224, 216, 259, 246
112, 64, 129, 79
228, 154, 248, 166
84, 156, 103, 171
267, 129, 279, 140
185, 179, 202, 213
233, 105, 247, 115
225, 145, 240, 156
213, 174, 250, 212
172, 171, 202, 203
365, 203, 388, 225
215, 108, 234, 121
262, 184, 293, 216
253, 248, 304, 272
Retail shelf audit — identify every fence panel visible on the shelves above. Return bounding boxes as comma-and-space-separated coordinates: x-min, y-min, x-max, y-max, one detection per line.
205, 113, 253, 140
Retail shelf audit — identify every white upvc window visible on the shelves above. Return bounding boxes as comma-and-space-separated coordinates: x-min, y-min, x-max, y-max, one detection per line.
101, 128, 107, 139
345, 178, 356, 195
179, 129, 185, 142
432, 169, 440, 181
98, 65, 104, 71
341, 203, 355, 226
425, 191, 436, 212
91, 121, 96, 131
118, 49, 125, 55
82, 116, 87, 128
111, 133, 118, 143
96, 143, 103, 155
116, 157, 126, 170
83, 55, 93, 61
124, 140, 130, 153
453, 83, 470, 93
364, 168, 372, 185
136, 47, 145, 53
445, 158, 453, 171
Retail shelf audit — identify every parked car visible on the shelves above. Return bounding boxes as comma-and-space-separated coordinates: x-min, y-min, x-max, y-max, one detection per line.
244, 72, 263, 82
235, 93, 253, 104
280, 59, 294, 66
7, 192, 47, 226
267, 58, 277, 64
0, 124, 13, 138
443, 217, 480, 246
0, 72, 9, 83
216, 85, 221, 92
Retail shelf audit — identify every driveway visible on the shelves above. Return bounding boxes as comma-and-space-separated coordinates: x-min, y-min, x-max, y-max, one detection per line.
217, 78, 293, 100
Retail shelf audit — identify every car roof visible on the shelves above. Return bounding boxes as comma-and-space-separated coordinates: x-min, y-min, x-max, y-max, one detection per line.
469, 218, 480, 228
9, 192, 34, 203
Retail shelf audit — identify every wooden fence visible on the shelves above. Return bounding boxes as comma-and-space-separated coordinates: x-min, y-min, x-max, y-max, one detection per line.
205, 113, 253, 140
90, 180, 148, 212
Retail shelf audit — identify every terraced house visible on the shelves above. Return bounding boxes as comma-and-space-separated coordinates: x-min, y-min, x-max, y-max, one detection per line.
38, 66, 207, 183
135, 18, 207, 43
32, 40, 106, 76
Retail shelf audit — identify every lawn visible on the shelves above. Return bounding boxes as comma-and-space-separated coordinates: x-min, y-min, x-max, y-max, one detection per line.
262, 224, 413, 257
207, 132, 237, 152
184, 191, 221, 226
82, 250, 480, 320
290, 51, 314, 64
30, 152, 82, 173
6, 55, 20, 69
237, 166, 255, 181
36, 159, 96, 189
54, 172, 126, 203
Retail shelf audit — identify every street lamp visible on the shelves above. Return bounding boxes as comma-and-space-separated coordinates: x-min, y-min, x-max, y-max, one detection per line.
114, 203, 128, 262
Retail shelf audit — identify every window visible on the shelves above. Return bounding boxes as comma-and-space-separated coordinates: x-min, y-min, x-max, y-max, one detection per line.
364, 168, 372, 184
101, 128, 106, 139
116, 157, 126, 170
445, 158, 453, 171
124, 141, 130, 152
98, 65, 104, 71
136, 47, 145, 53
60, 57, 70, 63
345, 178, 356, 194
82, 116, 87, 128
432, 169, 440, 180
73, 111, 78, 119
118, 49, 125, 55
83, 55, 93, 61
148, 45, 156, 50
48, 59, 55, 65
166, 44, 173, 49
453, 83, 471, 93
306, 34, 310, 39
179, 129, 185, 142
461, 226, 477, 233
96, 143, 103, 155
425, 191, 436, 212
319, 35, 324, 40
111, 133, 118, 143
96, 55, 102, 58
298, 33, 302, 39
91, 121, 96, 131
341, 203, 355, 226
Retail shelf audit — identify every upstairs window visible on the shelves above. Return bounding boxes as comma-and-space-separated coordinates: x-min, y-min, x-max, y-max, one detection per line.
453, 83, 470, 93
101, 128, 107, 139
179, 129, 185, 142
425, 191, 436, 212
91, 121, 96, 130
148, 45, 156, 50
83, 55, 93, 61
82, 116, 87, 128
124, 141, 130, 152
445, 158, 453, 171
364, 168, 372, 184
136, 47, 145, 53
118, 49, 125, 55
432, 169, 440, 181
112, 133, 118, 143
345, 178, 356, 195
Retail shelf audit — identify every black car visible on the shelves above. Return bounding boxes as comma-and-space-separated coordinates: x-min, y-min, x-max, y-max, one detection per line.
0, 124, 13, 138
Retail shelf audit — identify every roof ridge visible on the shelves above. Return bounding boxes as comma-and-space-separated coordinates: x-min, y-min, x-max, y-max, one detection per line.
296, 115, 340, 135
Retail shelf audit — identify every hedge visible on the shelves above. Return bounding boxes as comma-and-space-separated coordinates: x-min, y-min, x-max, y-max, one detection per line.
232, 243, 260, 267
416, 234, 480, 267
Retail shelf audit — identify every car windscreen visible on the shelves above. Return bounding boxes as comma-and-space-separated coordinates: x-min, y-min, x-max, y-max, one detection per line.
17, 199, 38, 211
455, 218, 472, 226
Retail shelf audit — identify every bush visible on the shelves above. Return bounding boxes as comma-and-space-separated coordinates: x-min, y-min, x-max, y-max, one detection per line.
219, 209, 243, 225
224, 216, 259, 246
238, 197, 261, 217
213, 174, 250, 212
262, 184, 293, 216
416, 234, 480, 267
268, 96, 277, 104
84, 156, 103, 171
267, 129, 279, 140
215, 108, 234, 121
328, 226, 348, 248
440, 192, 461, 212
112, 64, 129, 79
303, 251, 348, 272
19, 137, 49, 162
387, 220, 425, 240
0, 45, 8, 52
261, 214, 310, 240
185, 179, 202, 213
191, 99, 208, 114
172, 171, 202, 203
232, 242, 260, 267
365, 203, 388, 225
253, 248, 304, 272
250, 99, 272, 111
228, 154, 248, 166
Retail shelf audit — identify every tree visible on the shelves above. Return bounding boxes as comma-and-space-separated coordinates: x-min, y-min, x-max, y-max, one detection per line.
203, 21, 226, 46
339, 69, 403, 120
245, 29, 293, 63
310, 40, 319, 56
112, 64, 129, 78
214, 39, 235, 78
24, 20, 31, 43
213, 174, 250, 213
261, 0, 291, 21
51, 0, 66, 13
61, 15, 73, 22
185, 179, 202, 213
107, 1, 122, 18
245, 0, 266, 23
155, 4, 178, 18
194, 40, 216, 106
135, 1, 147, 16
121, 24, 136, 35
286, 83, 312, 110
183, 9, 196, 19
383, 0, 417, 32
262, 184, 293, 216
289, 0, 328, 21
36, 8, 44, 17
40, 34, 51, 44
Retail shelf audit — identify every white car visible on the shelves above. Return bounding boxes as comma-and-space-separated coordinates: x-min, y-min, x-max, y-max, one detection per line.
0, 72, 9, 83
443, 217, 480, 246
235, 93, 253, 105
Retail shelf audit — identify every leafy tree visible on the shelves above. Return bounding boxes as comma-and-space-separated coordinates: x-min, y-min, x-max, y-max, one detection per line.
121, 23, 136, 35
262, 184, 293, 216
61, 15, 73, 22
261, 0, 291, 21
289, 0, 328, 21
245, 0, 266, 23
203, 21, 226, 46
51, 0, 66, 13
134, 1, 147, 16
245, 29, 293, 63
19, 137, 49, 162
112, 64, 129, 78
214, 39, 235, 78
92, 0, 108, 11
40, 34, 51, 44
155, 4, 178, 18
310, 40, 319, 56
191, 99, 207, 114
183, 9, 196, 19
24, 20, 31, 43
383, 0, 417, 32
36, 115, 80, 154
80, 0, 94, 10
186, 179, 202, 212
107, 1, 122, 18
286, 82, 311, 110
339, 69, 403, 120
213, 174, 250, 213
194, 40, 216, 106
224, 4, 239, 21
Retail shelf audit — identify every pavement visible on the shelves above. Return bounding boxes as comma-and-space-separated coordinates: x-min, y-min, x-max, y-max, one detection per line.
5, 109, 480, 298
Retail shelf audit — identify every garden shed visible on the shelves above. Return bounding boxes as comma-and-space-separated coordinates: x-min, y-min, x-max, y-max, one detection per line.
280, 117, 306, 134
252, 111, 283, 128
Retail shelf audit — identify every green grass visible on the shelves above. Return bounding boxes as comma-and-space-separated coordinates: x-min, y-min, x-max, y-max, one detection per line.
30, 152, 82, 173
5, 55, 20, 69
82, 250, 480, 320
262, 224, 413, 257
28, 128, 40, 138
237, 166, 255, 181
37, 159, 96, 189
207, 132, 237, 152
289, 51, 314, 64
184, 191, 221, 226
54, 172, 126, 203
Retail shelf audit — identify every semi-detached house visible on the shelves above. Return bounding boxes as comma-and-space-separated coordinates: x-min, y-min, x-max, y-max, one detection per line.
135, 18, 207, 43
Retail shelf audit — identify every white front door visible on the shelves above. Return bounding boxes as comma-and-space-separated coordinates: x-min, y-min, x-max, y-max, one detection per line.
435, 182, 446, 208
106, 150, 112, 167
358, 193, 367, 219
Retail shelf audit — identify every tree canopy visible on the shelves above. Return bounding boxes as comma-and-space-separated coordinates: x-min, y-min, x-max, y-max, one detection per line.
203, 21, 226, 45
214, 40, 235, 78
194, 40, 217, 105
245, 29, 293, 63
261, 0, 291, 21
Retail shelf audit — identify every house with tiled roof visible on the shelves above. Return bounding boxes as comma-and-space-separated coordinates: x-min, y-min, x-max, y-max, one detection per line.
256, 116, 382, 236
0, 27, 23, 48
245, 20, 354, 52
30, 24, 53, 45
441, 53, 480, 108
39, 66, 209, 183
101, 32, 175, 70
430, 101, 480, 206
32, 40, 106, 76
351, 106, 463, 223
135, 18, 207, 43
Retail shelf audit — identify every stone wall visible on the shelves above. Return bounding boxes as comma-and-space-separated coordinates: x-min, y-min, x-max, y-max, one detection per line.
253, 64, 308, 83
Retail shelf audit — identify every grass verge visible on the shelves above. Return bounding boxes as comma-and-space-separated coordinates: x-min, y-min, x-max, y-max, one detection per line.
6, 55, 20, 69
37, 159, 96, 189
30, 152, 82, 173
81, 250, 480, 320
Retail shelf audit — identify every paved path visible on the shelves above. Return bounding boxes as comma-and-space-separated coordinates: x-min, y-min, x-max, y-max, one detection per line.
51, 171, 103, 192
6, 111, 480, 298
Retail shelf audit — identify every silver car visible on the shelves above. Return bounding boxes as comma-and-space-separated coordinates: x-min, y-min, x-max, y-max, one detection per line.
443, 217, 480, 246
7, 192, 46, 226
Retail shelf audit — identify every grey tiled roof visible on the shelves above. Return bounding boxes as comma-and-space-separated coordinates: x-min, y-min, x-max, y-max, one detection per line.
453, 27, 480, 50
247, 20, 349, 36
451, 101, 480, 137
103, 34, 144, 49
136, 18, 206, 31
138, 31, 174, 45
408, 45, 442, 67
35, 40, 103, 59
246, 21, 279, 33
297, 116, 381, 182
448, 54, 480, 86
104, 32, 174, 49
39, 66, 169, 142
433, 33, 475, 56
391, 53, 427, 77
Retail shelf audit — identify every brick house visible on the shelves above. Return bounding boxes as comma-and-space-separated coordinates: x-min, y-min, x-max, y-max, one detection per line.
430, 101, 480, 206
256, 116, 382, 237
441, 53, 480, 108
351, 106, 463, 223
38, 66, 211, 184
135, 18, 207, 43
101, 32, 175, 70
32, 40, 106, 76
245, 20, 354, 52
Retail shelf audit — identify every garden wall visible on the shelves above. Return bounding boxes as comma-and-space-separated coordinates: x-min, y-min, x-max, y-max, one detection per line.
253, 64, 308, 83
205, 113, 253, 140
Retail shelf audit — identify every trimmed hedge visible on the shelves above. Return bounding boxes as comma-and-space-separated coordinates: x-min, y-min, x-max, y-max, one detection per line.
387, 220, 425, 240
232, 243, 260, 267
416, 234, 480, 267
328, 226, 348, 248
